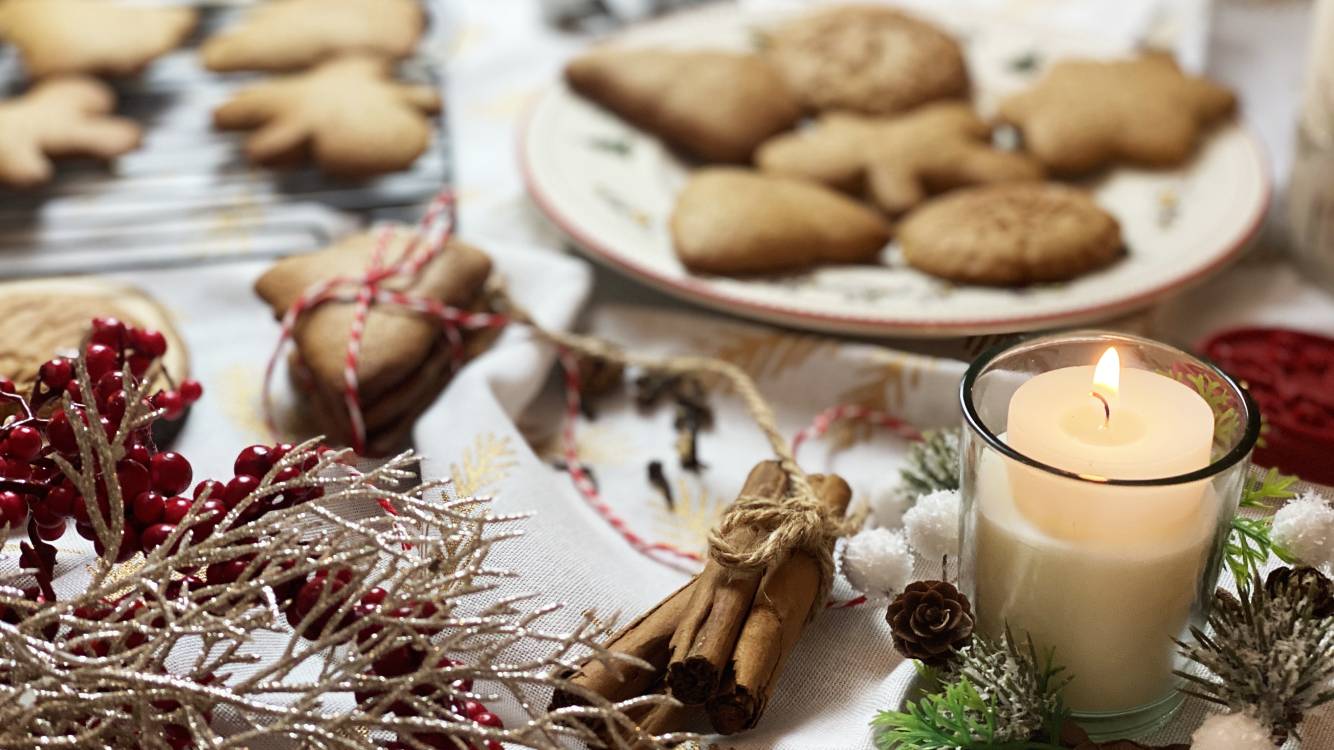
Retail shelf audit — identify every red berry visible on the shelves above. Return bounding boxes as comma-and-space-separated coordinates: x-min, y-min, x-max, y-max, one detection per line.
151, 452, 192, 495
131, 492, 165, 525
117, 460, 151, 502
161, 496, 193, 525
192, 498, 226, 536
462, 700, 487, 720
5, 425, 42, 462
472, 711, 502, 729
47, 409, 77, 454
46, 484, 78, 517
90, 317, 126, 346
94, 371, 123, 404
0, 491, 26, 527
140, 523, 176, 553
3, 458, 29, 480
163, 723, 191, 750
223, 475, 259, 509
178, 379, 203, 404
84, 344, 119, 381
154, 390, 185, 420
102, 391, 128, 425
0, 377, 14, 395
234, 445, 276, 478
372, 644, 425, 677
127, 353, 153, 379
130, 328, 167, 358
39, 358, 72, 389
360, 587, 388, 609
207, 555, 253, 585
124, 443, 151, 467
193, 479, 224, 501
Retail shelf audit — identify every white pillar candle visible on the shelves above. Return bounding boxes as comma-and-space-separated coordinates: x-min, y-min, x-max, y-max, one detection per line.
973, 348, 1217, 713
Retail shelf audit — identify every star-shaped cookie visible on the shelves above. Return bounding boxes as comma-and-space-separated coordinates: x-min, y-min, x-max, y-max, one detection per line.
0, 0, 196, 78
998, 54, 1236, 175
757, 102, 1043, 216
0, 77, 141, 188
213, 55, 441, 176
201, 0, 424, 72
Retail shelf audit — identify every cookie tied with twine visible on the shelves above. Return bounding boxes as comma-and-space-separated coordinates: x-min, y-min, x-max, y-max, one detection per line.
255, 206, 498, 455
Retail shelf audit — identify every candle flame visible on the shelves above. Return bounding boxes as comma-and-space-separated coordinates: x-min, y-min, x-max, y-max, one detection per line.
1093, 347, 1120, 396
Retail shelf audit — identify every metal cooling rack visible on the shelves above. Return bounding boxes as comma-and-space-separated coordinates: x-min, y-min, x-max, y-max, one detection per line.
0, 0, 453, 277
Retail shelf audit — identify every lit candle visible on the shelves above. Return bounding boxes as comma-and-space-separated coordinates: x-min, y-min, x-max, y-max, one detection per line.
973, 347, 1217, 713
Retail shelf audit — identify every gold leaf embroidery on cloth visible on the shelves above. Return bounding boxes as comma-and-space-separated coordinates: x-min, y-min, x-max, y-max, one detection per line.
832, 356, 924, 447
218, 364, 304, 442
703, 329, 835, 384
525, 424, 633, 467
450, 433, 517, 498
650, 475, 728, 555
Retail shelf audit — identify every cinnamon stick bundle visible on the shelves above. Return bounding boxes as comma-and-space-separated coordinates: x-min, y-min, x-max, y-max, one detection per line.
551, 461, 851, 744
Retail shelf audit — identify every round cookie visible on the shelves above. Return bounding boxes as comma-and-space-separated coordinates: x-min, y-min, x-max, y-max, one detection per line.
0, 278, 190, 441
764, 5, 968, 115
898, 184, 1123, 286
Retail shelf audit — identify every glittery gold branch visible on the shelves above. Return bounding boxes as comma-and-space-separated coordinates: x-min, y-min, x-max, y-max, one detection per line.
0, 348, 684, 750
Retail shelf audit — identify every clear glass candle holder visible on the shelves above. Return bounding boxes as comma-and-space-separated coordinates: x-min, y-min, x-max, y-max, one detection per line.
958, 331, 1261, 740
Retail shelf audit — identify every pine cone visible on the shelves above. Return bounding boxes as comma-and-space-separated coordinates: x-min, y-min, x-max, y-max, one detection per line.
1265, 566, 1334, 618
886, 580, 974, 666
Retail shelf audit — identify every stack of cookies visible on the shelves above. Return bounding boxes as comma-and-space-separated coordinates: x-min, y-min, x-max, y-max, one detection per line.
254, 231, 495, 455
563, 4, 1237, 287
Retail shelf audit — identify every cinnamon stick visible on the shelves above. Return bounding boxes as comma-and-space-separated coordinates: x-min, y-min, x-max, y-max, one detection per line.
552, 579, 697, 710
664, 461, 789, 704
705, 473, 852, 734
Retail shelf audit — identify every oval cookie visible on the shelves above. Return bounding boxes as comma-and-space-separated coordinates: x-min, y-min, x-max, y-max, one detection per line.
764, 5, 968, 115
898, 184, 1123, 286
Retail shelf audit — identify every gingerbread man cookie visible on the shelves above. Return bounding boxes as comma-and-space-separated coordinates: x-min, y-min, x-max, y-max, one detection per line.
213, 55, 441, 176
764, 5, 968, 115
201, 0, 424, 72
757, 102, 1044, 216
566, 49, 802, 163
0, 0, 196, 78
998, 54, 1236, 175
671, 168, 891, 275
0, 77, 141, 187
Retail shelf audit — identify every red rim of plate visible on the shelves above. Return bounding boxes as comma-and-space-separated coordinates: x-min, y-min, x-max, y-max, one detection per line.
518, 91, 1273, 338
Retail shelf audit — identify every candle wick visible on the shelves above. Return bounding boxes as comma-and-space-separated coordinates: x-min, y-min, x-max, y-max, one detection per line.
1090, 391, 1111, 427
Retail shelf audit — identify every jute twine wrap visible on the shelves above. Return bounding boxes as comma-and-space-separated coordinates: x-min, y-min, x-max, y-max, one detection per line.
497, 293, 849, 612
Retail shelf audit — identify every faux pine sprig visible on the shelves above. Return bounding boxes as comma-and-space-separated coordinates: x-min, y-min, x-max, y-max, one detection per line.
873, 630, 1070, 750
900, 429, 961, 497
1176, 574, 1334, 742
1224, 468, 1299, 584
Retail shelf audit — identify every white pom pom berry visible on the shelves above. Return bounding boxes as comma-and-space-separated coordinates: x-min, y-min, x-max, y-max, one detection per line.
1271, 491, 1334, 570
902, 489, 961, 561
841, 528, 913, 598
1189, 712, 1275, 750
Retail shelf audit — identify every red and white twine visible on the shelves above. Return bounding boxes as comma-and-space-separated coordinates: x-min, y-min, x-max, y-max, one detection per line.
262, 188, 926, 576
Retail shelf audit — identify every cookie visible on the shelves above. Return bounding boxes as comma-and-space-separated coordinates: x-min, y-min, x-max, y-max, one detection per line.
998, 54, 1237, 175
764, 5, 968, 115
213, 55, 441, 176
201, 0, 424, 73
671, 168, 891, 275
0, 0, 196, 78
757, 102, 1044, 216
898, 184, 1123, 286
255, 229, 492, 451
565, 49, 802, 163
0, 277, 188, 398
0, 77, 142, 188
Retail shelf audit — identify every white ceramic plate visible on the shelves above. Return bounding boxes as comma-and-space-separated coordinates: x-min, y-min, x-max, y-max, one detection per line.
520, 4, 1271, 338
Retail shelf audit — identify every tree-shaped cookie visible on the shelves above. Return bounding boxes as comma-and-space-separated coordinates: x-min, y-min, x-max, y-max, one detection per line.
998, 54, 1236, 175
201, 0, 424, 72
0, 77, 141, 188
0, 0, 196, 78
213, 55, 441, 177
757, 102, 1044, 216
